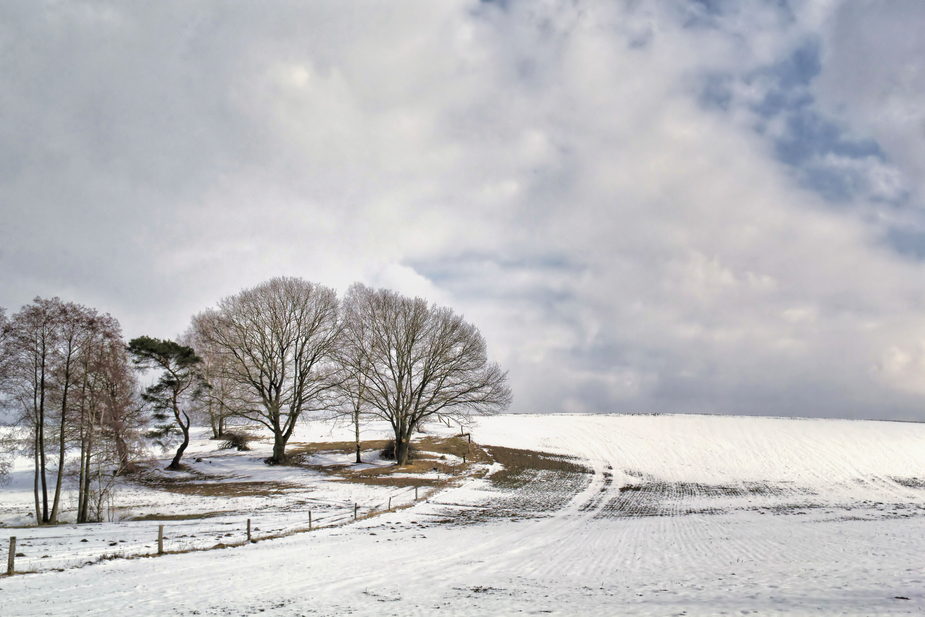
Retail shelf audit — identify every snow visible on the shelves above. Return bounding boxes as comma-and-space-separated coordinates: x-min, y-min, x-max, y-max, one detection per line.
2, 413, 925, 615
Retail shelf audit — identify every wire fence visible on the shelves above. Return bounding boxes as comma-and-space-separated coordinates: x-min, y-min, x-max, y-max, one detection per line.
4, 484, 438, 576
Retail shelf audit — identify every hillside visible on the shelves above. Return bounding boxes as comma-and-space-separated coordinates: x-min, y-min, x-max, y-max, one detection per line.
2, 414, 925, 615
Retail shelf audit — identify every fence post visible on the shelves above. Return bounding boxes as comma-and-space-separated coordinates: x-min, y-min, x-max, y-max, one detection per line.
388, 496, 392, 512
415, 486, 418, 501
157, 525, 164, 555
354, 503, 358, 520
6, 537, 15, 576
247, 519, 252, 543
309, 511, 312, 531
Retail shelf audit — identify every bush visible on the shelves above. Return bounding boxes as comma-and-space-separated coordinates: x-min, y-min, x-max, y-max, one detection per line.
380, 440, 418, 461
218, 432, 253, 452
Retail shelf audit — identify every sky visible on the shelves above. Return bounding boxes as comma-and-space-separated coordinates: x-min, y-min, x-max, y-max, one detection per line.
3, 0, 925, 420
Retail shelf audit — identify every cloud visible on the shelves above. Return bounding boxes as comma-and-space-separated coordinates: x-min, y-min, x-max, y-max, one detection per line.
3, 0, 925, 420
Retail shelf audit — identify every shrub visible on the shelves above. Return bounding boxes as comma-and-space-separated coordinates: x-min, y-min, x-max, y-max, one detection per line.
380, 440, 418, 461
218, 432, 253, 452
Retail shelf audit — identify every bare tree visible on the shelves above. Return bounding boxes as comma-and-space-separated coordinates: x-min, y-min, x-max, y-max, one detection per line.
128, 337, 206, 471
74, 315, 142, 522
0, 300, 141, 523
194, 277, 341, 464
0, 307, 10, 384
0, 307, 11, 486
333, 326, 373, 464
5, 298, 60, 523
341, 284, 511, 466
183, 325, 239, 440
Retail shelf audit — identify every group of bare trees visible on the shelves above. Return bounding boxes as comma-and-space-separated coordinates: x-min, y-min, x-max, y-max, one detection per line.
183, 278, 511, 466
0, 298, 143, 524
0, 278, 511, 524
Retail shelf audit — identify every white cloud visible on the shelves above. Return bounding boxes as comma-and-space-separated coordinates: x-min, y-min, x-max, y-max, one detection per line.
3, 0, 925, 419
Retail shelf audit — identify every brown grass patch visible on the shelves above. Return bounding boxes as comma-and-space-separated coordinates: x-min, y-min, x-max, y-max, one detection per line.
287, 439, 392, 458
152, 481, 296, 498
287, 435, 491, 488
129, 511, 233, 521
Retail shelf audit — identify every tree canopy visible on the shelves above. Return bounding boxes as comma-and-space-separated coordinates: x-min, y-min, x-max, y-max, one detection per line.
341, 284, 511, 465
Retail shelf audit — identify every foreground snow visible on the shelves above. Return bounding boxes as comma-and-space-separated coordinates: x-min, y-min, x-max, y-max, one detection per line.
2, 413, 925, 615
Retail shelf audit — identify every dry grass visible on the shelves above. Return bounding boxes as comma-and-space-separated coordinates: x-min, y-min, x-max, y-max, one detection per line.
153, 481, 295, 498
287, 435, 490, 488
130, 511, 235, 521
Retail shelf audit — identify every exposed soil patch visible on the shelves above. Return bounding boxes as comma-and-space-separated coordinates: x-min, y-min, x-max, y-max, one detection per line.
485, 446, 590, 489
891, 477, 925, 490
435, 446, 593, 524
580, 465, 613, 512
597, 474, 818, 518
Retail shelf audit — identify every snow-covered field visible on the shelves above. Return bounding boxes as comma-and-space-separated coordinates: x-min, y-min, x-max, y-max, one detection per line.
3, 413, 925, 615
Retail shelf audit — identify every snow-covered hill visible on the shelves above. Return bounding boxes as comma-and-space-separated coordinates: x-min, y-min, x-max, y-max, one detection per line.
2, 413, 925, 615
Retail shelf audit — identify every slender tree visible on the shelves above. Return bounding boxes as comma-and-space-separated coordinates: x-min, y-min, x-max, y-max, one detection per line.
333, 294, 371, 463
341, 284, 512, 466
194, 277, 342, 464
75, 314, 140, 522
5, 298, 59, 523
128, 337, 205, 471
0, 307, 11, 486
0, 300, 140, 523
46, 302, 95, 523
0, 307, 9, 382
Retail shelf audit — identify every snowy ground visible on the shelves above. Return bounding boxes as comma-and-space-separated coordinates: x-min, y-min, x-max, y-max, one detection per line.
2, 413, 925, 615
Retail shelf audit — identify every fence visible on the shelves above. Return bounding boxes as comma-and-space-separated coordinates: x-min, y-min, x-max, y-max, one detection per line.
4, 484, 437, 576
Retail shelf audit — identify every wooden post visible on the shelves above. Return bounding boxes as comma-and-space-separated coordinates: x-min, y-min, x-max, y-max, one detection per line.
247, 519, 252, 543
7, 537, 15, 576
388, 496, 392, 512
309, 511, 312, 531
415, 486, 418, 500
157, 525, 164, 555
354, 503, 358, 520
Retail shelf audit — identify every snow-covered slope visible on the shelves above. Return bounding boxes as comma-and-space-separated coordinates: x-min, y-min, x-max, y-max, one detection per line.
2, 414, 924, 616
476, 413, 925, 502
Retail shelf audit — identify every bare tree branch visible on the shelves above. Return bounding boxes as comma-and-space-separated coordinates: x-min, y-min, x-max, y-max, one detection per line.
194, 277, 341, 464
341, 284, 511, 465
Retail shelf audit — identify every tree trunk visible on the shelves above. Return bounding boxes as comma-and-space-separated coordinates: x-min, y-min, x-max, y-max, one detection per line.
269, 432, 287, 465
33, 432, 41, 524
395, 437, 411, 466
354, 409, 362, 464
76, 388, 88, 524
394, 422, 414, 466
39, 404, 48, 524
113, 431, 135, 475
167, 410, 190, 471
79, 416, 94, 523
50, 368, 71, 523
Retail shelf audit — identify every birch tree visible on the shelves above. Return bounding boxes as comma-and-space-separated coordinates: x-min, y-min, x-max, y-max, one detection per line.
75, 316, 141, 522
5, 298, 60, 523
